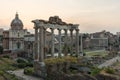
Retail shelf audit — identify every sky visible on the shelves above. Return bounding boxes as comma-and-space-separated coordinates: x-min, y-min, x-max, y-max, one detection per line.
0, 0, 120, 34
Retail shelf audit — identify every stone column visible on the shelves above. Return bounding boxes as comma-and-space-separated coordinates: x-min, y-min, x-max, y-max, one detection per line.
32, 20, 46, 78
43, 28, 47, 59
70, 29, 74, 55
50, 28, 55, 57
39, 27, 44, 62
58, 29, 62, 57
34, 27, 38, 61
64, 29, 68, 56
76, 29, 79, 57
80, 33, 83, 56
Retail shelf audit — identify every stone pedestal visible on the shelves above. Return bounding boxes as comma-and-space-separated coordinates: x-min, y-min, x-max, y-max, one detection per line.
34, 61, 46, 78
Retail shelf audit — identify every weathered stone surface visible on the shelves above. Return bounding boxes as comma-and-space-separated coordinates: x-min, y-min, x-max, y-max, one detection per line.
34, 61, 46, 78
96, 74, 120, 80
47, 71, 120, 80
47, 71, 97, 80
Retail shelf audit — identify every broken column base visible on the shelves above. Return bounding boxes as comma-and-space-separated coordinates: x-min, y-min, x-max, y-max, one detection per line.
34, 60, 47, 78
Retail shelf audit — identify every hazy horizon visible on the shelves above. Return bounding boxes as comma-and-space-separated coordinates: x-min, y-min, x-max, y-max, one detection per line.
0, 0, 120, 34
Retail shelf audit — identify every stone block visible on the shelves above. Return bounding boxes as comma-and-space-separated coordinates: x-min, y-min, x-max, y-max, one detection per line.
34, 61, 47, 78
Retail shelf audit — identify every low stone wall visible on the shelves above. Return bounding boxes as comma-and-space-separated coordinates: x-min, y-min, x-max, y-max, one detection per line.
47, 71, 97, 80
45, 57, 97, 80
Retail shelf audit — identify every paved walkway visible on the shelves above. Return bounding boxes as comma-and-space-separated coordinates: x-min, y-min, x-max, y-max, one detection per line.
12, 69, 43, 80
98, 56, 120, 68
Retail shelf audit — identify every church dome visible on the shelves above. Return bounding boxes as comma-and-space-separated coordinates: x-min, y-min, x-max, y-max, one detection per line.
11, 13, 23, 30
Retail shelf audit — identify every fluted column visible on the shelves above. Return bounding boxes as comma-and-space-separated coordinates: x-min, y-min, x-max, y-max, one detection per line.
64, 29, 68, 56
34, 27, 38, 61
76, 29, 79, 57
39, 27, 44, 62
43, 28, 47, 59
50, 28, 55, 57
58, 29, 62, 57
70, 29, 74, 55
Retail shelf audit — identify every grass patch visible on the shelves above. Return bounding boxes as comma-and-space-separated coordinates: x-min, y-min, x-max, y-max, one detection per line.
3, 73, 18, 80
91, 67, 102, 76
104, 67, 115, 74
85, 51, 108, 57
44, 56, 77, 65
0, 58, 17, 71
0, 58, 18, 80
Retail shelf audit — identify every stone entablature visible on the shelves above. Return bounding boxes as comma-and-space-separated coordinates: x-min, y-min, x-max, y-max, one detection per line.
32, 16, 80, 60
32, 16, 79, 30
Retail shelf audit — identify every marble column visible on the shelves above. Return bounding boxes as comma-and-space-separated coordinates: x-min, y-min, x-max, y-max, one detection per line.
39, 27, 44, 62
70, 29, 74, 55
58, 29, 62, 57
64, 29, 68, 56
43, 28, 47, 59
34, 27, 38, 61
76, 29, 79, 57
50, 28, 55, 57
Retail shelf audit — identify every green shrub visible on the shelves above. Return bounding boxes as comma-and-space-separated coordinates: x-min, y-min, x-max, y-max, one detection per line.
17, 58, 27, 63
17, 63, 27, 68
91, 68, 102, 76
0, 46, 3, 54
26, 62, 33, 67
3, 55, 10, 58
0, 70, 4, 76
16, 58, 33, 68
24, 67, 34, 75
70, 70, 78, 74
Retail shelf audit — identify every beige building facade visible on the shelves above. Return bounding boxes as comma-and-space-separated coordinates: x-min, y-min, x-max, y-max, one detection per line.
3, 13, 29, 51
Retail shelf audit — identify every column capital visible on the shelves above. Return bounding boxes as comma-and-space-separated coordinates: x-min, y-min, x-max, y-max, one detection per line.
69, 29, 74, 32
43, 27, 47, 30
64, 29, 68, 31
76, 29, 79, 31
34, 27, 38, 29
57, 28, 62, 31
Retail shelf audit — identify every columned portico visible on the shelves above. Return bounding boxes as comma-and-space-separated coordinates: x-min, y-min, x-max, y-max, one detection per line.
32, 16, 80, 77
